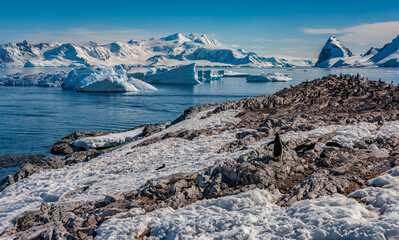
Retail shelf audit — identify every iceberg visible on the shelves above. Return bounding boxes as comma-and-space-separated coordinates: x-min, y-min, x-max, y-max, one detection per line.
128, 78, 157, 90
246, 72, 292, 82
62, 65, 156, 92
144, 63, 201, 84
77, 77, 138, 92
0, 72, 66, 87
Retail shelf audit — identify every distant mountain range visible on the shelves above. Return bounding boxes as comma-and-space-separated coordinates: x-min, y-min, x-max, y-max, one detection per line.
0, 33, 315, 68
316, 35, 399, 67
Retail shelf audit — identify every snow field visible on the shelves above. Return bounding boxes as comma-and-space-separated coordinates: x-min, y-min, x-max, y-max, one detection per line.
0, 109, 242, 232
1, 111, 399, 236
97, 168, 399, 239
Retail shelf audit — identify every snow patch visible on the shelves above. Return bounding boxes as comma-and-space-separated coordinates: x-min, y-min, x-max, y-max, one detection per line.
72, 127, 144, 150
98, 165, 399, 239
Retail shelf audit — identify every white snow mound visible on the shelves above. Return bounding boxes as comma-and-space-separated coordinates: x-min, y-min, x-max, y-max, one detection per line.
72, 127, 144, 150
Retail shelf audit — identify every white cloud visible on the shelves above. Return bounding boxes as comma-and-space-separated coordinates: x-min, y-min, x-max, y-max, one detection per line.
252, 38, 302, 43
302, 21, 399, 45
302, 28, 341, 34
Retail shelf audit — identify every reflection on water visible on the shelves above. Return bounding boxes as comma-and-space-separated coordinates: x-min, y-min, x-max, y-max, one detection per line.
0, 67, 398, 156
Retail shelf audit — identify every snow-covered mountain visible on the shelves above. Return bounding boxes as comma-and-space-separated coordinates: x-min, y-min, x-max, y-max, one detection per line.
315, 35, 399, 68
0, 33, 315, 68
369, 35, 399, 67
315, 36, 353, 67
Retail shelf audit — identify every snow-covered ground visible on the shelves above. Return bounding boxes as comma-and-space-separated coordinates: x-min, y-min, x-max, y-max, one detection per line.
0, 109, 242, 232
1, 109, 399, 237
97, 167, 399, 239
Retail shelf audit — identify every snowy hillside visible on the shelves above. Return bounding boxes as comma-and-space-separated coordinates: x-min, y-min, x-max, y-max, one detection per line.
0, 33, 315, 68
369, 34, 399, 67
2, 75, 399, 239
315, 35, 399, 68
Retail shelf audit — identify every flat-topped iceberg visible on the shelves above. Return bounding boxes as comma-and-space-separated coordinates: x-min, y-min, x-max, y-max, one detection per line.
62, 65, 157, 92
144, 63, 201, 84
0, 72, 67, 87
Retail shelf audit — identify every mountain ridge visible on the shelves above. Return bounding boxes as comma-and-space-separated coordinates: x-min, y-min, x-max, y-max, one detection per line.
315, 34, 399, 67
0, 33, 315, 68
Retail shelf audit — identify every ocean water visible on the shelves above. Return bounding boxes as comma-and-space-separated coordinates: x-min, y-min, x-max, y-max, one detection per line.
1, 67, 399, 156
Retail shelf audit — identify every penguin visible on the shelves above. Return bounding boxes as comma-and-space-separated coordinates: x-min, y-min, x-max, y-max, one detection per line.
294, 142, 316, 153
325, 142, 343, 148
267, 132, 286, 159
156, 163, 166, 170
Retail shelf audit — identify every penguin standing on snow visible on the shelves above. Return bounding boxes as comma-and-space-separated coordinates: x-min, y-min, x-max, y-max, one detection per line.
267, 132, 286, 160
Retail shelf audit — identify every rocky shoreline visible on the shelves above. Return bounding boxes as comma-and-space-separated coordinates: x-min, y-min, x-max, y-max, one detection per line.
1, 74, 399, 239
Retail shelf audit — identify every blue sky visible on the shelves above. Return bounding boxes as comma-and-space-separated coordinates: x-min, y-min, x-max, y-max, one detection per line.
1, 0, 399, 58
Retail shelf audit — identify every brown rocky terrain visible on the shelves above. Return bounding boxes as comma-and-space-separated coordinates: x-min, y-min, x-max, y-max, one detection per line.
1, 74, 399, 239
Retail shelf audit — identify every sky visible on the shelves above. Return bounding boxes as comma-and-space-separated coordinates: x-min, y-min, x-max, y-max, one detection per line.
1, 0, 399, 58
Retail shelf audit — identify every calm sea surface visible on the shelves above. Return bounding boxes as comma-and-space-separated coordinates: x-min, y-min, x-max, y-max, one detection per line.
1, 67, 399, 156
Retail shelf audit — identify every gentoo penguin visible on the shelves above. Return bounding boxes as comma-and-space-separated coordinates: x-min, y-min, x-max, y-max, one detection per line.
156, 163, 166, 170
267, 132, 284, 159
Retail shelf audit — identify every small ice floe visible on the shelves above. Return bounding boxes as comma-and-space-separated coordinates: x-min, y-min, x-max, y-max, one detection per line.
246, 72, 292, 82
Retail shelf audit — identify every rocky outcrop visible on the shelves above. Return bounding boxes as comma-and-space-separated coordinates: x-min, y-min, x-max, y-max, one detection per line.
51, 131, 111, 155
